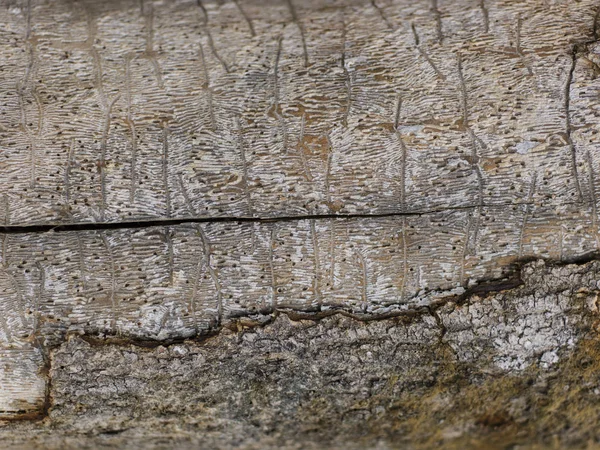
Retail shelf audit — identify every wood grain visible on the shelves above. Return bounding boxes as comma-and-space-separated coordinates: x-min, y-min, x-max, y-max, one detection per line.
0, 204, 596, 347
1, 0, 600, 419
0, 0, 597, 225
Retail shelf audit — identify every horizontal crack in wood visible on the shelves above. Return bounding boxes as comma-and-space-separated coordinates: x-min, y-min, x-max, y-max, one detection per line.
0, 200, 571, 234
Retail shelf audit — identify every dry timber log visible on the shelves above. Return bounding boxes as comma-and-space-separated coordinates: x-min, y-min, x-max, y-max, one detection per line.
1, 0, 600, 448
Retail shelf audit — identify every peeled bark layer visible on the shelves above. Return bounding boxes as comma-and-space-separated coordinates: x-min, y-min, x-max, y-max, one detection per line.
2, 259, 600, 449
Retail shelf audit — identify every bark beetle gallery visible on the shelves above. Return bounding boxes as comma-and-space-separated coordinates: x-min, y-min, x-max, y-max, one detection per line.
1, 0, 600, 447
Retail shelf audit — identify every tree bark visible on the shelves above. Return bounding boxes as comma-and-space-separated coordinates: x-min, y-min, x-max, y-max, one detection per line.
1, 0, 600, 447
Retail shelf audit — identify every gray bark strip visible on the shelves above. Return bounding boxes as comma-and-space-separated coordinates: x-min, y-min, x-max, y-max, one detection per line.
3, 258, 600, 447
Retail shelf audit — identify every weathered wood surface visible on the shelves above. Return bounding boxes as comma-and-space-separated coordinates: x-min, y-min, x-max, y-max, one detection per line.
0, 205, 598, 346
2, 259, 600, 448
0, 0, 598, 225
1, 0, 600, 442
0, 202, 598, 418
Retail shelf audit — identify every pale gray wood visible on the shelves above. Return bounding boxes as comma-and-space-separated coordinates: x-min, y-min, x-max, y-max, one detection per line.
0, 205, 595, 346
0, 0, 597, 225
0, 201, 597, 415
0, 0, 599, 426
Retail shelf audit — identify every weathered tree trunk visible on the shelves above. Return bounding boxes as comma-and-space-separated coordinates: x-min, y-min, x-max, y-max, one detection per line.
1, 0, 600, 447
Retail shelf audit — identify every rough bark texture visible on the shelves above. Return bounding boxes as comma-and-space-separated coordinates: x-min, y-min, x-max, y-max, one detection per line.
3, 259, 600, 448
1, 0, 600, 447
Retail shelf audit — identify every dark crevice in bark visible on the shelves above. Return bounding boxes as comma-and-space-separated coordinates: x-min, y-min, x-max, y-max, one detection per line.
0, 200, 566, 234
564, 29, 600, 208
